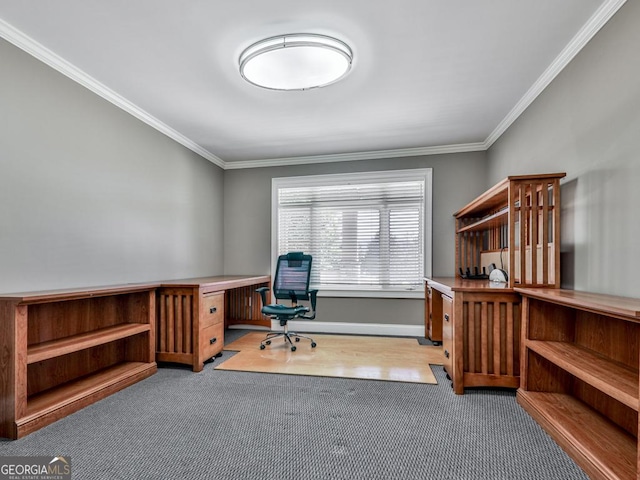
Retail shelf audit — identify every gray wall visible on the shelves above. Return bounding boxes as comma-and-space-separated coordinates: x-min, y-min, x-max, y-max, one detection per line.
487, 1, 640, 298
0, 38, 224, 294
223, 153, 487, 325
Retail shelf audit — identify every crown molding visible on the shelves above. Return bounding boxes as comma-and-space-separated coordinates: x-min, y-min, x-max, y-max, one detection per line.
1, 0, 626, 170
484, 0, 627, 148
222, 142, 488, 169
0, 18, 225, 169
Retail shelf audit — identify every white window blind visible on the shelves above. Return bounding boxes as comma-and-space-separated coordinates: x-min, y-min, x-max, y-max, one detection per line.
273, 169, 432, 296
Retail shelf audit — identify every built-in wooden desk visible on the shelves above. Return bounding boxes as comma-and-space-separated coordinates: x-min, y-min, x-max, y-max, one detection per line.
156, 275, 270, 371
0, 275, 271, 439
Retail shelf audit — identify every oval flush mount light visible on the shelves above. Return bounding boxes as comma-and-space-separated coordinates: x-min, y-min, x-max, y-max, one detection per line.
239, 33, 353, 91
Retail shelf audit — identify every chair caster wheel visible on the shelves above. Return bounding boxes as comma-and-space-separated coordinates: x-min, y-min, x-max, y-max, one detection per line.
260, 344, 265, 350
266, 340, 271, 345
291, 346, 297, 352
311, 342, 317, 348
295, 337, 300, 342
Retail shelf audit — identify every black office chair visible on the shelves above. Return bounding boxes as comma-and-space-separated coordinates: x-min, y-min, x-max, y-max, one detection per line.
256, 252, 318, 351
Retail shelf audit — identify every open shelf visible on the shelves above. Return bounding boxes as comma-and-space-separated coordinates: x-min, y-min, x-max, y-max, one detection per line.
517, 390, 637, 480
27, 324, 151, 364
19, 362, 156, 437
457, 203, 559, 235
527, 340, 639, 411
24, 361, 152, 419
456, 207, 508, 234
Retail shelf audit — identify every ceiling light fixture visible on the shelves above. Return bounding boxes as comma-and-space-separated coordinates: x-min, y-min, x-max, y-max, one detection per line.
239, 33, 353, 91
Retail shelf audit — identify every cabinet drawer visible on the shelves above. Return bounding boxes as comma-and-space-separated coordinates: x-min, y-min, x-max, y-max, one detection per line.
442, 294, 453, 376
200, 323, 224, 360
201, 293, 224, 328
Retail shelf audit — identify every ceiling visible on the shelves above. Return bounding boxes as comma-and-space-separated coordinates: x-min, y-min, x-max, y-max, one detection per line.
0, 0, 624, 169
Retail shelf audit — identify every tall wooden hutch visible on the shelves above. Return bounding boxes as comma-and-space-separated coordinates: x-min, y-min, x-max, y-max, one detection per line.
425, 173, 565, 393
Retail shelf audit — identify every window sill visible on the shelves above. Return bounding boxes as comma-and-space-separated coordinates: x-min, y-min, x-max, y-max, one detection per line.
317, 288, 424, 299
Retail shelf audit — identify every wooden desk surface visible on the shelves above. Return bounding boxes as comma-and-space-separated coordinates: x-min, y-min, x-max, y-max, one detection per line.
425, 276, 512, 294
0, 282, 160, 304
158, 275, 270, 293
0, 275, 271, 303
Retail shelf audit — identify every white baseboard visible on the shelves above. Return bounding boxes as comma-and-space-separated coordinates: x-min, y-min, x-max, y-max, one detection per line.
260, 320, 425, 338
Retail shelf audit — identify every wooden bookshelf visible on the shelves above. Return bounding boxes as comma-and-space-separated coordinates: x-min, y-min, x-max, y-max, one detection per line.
0, 284, 158, 439
517, 287, 640, 479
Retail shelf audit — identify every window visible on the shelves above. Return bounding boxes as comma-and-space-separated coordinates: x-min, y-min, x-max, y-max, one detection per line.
272, 169, 432, 298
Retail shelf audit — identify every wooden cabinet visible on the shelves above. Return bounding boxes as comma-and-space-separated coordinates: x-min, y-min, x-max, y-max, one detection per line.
429, 172, 565, 394
157, 276, 270, 372
0, 284, 158, 439
517, 288, 640, 480
424, 282, 442, 344
426, 277, 521, 394
455, 173, 565, 288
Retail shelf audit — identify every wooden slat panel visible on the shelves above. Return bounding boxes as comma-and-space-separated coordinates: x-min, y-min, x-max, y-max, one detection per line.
541, 183, 550, 285
530, 182, 539, 285
237, 288, 243, 321
253, 288, 261, 321
145, 291, 155, 364
157, 291, 197, 355
509, 184, 516, 287
519, 183, 527, 285
467, 301, 475, 374
176, 294, 182, 353
225, 282, 270, 328
167, 295, 174, 353
507, 302, 515, 376
493, 301, 501, 375
552, 179, 562, 288
159, 295, 166, 352
455, 291, 521, 390
184, 296, 192, 354
175, 295, 183, 354
481, 301, 488, 374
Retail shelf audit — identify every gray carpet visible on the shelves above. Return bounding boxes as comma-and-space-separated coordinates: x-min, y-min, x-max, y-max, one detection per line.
0, 332, 587, 480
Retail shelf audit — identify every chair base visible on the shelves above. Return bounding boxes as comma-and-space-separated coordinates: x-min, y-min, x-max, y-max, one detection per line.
260, 325, 316, 352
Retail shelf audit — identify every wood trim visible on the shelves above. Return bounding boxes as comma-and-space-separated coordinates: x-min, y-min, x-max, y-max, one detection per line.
0, 283, 160, 304
514, 288, 640, 320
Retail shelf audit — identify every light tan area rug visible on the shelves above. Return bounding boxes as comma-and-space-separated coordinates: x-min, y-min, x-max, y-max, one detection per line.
215, 332, 443, 384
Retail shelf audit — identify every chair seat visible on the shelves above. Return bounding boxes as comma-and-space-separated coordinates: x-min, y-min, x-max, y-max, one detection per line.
261, 304, 309, 317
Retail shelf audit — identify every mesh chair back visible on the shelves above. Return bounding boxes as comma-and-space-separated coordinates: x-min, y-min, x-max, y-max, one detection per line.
273, 252, 312, 300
